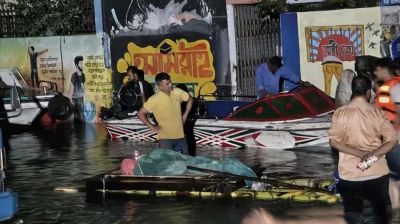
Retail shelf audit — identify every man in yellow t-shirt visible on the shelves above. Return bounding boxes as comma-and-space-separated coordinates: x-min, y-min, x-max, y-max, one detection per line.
138, 72, 193, 154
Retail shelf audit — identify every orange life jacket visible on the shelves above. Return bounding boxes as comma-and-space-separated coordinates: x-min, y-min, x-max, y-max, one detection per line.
375, 77, 400, 128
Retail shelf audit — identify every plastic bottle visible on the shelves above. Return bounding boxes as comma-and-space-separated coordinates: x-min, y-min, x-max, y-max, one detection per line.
133, 150, 139, 160
357, 156, 378, 171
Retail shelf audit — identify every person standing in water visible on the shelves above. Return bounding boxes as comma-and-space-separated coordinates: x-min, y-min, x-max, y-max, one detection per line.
329, 75, 397, 224
176, 84, 197, 156
138, 73, 193, 154
335, 69, 356, 108
373, 58, 400, 175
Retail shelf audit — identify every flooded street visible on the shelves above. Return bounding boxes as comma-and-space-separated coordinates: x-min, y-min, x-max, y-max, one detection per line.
2, 123, 399, 223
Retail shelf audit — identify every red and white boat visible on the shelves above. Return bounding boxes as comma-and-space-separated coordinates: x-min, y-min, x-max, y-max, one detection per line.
104, 85, 335, 149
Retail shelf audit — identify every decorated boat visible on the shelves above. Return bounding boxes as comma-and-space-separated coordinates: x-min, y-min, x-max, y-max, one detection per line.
104, 85, 335, 149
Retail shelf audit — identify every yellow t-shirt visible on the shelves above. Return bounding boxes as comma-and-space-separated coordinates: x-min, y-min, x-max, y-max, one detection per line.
143, 88, 190, 139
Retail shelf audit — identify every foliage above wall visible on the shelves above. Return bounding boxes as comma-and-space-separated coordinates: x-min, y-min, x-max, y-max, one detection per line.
0, 0, 95, 37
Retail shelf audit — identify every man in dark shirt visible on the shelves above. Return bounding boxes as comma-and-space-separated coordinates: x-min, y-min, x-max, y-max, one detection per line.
119, 66, 146, 112
28, 46, 48, 87
176, 84, 197, 156
136, 69, 154, 100
69, 56, 85, 123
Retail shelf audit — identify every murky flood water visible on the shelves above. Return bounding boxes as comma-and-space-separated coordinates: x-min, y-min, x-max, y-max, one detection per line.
2, 123, 400, 223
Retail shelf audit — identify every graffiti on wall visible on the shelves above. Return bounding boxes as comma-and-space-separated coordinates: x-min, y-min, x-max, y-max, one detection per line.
107, 0, 212, 37
113, 38, 216, 96
117, 39, 214, 79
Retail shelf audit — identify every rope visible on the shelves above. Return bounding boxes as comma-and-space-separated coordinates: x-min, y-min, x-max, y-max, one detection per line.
102, 177, 106, 200
137, 159, 144, 175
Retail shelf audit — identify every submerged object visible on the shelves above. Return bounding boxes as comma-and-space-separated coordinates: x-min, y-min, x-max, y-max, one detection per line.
47, 94, 73, 121
104, 85, 335, 149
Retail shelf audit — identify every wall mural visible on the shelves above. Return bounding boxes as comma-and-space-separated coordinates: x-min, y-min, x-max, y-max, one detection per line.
108, 0, 212, 37
0, 35, 113, 122
305, 25, 365, 62
101, 0, 229, 97
305, 25, 365, 95
297, 7, 382, 97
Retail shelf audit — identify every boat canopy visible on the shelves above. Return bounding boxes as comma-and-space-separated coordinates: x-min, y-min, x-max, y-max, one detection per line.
224, 86, 335, 122
0, 68, 28, 89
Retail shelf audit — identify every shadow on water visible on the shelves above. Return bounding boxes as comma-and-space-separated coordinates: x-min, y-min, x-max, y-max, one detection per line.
2, 123, 399, 223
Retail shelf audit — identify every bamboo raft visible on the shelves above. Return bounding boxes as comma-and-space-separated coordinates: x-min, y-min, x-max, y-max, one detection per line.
84, 171, 339, 204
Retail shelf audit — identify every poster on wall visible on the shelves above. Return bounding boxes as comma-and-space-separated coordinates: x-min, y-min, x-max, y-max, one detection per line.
381, 0, 400, 59
101, 0, 230, 96
0, 35, 113, 123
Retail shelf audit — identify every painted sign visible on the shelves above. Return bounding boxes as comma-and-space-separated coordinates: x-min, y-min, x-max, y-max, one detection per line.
112, 35, 216, 96
116, 39, 214, 79
305, 25, 365, 62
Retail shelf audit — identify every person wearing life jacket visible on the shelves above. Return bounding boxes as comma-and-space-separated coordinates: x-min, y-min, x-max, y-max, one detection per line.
374, 58, 400, 175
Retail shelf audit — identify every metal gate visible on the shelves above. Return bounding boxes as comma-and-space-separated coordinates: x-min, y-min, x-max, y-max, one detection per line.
234, 5, 281, 96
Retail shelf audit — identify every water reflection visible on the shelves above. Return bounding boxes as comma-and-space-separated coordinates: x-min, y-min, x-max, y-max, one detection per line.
2, 123, 399, 223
